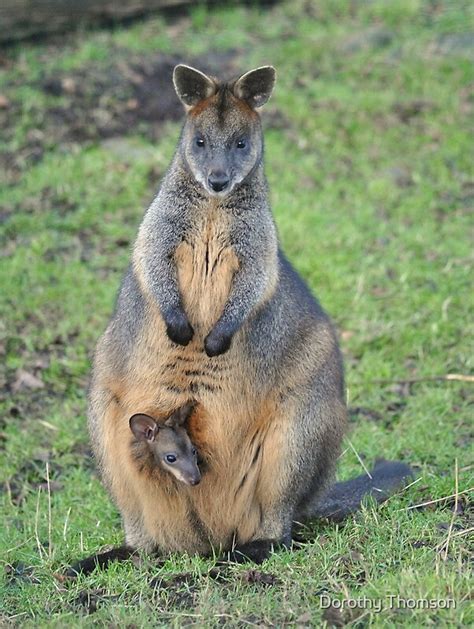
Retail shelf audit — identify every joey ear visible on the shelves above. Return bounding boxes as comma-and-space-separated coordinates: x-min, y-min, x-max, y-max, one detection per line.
232, 66, 276, 109
129, 414, 158, 442
165, 403, 194, 427
173, 64, 217, 109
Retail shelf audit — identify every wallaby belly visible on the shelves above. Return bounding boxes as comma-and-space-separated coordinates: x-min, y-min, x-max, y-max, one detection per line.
99, 325, 277, 552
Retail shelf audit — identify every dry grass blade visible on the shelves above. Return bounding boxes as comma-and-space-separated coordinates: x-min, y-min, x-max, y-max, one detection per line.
379, 476, 423, 507
438, 460, 460, 560
34, 487, 44, 560
397, 487, 474, 512
46, 461, 52, 559
63, 506, 72, 541
437, 526, 474, 549
347, 439, 372, 479
360, 374, 474, 385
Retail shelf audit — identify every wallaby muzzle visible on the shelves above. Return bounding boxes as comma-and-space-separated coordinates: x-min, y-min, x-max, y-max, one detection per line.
208, 170, 230, 193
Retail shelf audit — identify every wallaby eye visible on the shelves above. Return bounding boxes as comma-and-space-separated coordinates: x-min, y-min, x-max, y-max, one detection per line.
192, 448, 197, 456
196, 137, 205, 148
165, 454, 177, 464
236, 139, 246, 149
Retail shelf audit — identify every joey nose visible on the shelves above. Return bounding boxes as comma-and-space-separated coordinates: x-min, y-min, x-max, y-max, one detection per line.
208, 172, 229, 192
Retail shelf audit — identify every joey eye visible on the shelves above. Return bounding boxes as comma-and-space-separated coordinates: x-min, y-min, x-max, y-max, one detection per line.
236, 139, 246, 149
165, 454, 177, 464
196, 138, 205, 148
192, 448, 197, 456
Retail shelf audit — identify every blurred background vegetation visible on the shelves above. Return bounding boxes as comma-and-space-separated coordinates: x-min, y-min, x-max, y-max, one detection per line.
0, 1, 472, 626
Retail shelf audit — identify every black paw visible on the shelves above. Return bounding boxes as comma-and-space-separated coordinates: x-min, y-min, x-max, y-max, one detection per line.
165, 309, 194, 346
204, 326, 234, 357
225, 539, 276, 564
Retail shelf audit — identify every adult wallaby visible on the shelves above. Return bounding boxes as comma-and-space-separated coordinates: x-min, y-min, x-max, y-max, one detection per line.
88, 64, 347, 563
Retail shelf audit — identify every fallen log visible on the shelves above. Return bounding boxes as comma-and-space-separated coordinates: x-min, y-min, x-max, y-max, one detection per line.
1, 0, 196, 44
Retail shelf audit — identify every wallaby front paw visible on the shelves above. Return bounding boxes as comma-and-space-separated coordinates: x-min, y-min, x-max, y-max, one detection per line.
165, 310, 194, 346
204, 327, 233, 357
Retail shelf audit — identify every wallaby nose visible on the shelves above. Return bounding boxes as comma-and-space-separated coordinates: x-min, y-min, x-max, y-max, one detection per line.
208, 172, 229, 193
189, 474, 201, 486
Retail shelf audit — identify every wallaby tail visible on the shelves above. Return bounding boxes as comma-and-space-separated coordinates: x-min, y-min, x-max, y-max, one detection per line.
299, 459, 414, 523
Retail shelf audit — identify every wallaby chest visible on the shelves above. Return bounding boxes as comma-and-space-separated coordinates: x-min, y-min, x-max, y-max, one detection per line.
175, 204, 239, 333
121, 204, 243, 419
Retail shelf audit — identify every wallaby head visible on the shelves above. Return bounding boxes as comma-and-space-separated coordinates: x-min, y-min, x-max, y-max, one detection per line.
129, 404, 200, 486
173, 64, 276, 197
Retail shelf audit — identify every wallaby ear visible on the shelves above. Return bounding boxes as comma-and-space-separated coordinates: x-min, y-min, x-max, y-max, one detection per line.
165, 403, 194, 428
173, 64, 217, 109
232, 66, 276, 109
129, 414, 158, 442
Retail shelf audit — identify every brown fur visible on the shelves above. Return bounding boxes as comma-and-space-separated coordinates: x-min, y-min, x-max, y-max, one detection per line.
92, 207, 341, 553
93, 302, 298, 553
189, 89, 258, 120
91, 198, 343, 552
93, 310, 337, 553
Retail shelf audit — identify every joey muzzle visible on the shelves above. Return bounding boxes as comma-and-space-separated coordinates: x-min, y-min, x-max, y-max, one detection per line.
176, 464, 201, 486
188, 471, 201, 486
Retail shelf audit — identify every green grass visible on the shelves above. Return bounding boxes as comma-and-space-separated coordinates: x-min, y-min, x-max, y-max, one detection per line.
1, 0, 473, 626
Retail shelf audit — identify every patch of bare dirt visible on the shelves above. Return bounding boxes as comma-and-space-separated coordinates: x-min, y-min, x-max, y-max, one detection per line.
392, 99, 435, 123
150, 571, 199, 610
72, 588, 117, 615
240, 569, 281, 587
5, 562, 41, 585
2, 449, 64, 506
0, 327, 84, 422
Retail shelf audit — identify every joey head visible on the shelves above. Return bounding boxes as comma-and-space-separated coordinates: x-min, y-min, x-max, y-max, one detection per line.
129, 404, 200, 486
